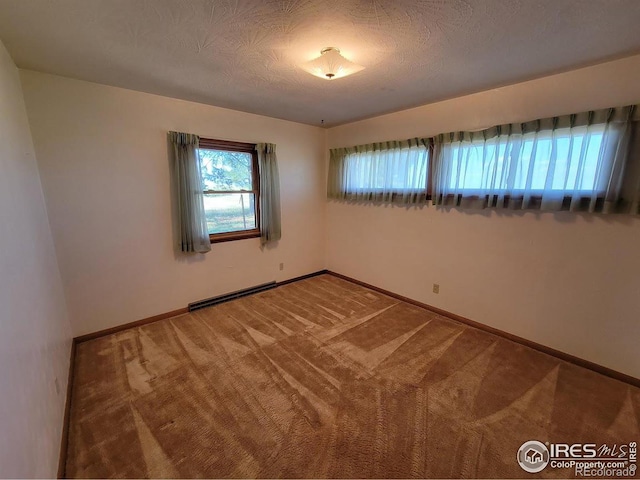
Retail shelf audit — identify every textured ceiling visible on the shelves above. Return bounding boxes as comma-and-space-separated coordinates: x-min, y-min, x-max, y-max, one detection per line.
1, 0, 640, 127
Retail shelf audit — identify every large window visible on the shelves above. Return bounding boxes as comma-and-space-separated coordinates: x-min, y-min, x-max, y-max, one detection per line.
442, 124, 615, 196
198, 138, 260, 242
329, 106, 639, 214
432, 107, 638, 213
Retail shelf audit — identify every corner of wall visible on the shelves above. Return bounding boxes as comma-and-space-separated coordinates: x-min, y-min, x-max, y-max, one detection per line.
0, 41, 73, 478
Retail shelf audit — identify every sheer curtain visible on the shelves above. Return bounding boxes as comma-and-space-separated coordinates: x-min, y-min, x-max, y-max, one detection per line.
328, 138, 430, 204
432, 106, 639, 213
257, 143, 281, 245
168, 131, 211, 253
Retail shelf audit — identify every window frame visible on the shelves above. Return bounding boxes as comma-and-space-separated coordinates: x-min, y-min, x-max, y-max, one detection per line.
198, 137, 260, 243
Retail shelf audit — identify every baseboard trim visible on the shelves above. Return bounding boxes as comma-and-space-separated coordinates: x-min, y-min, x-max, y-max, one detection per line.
74, 307, 189, 343
327, 270, 640, 389
73, 270, 330, 344
57, 339, 76, 478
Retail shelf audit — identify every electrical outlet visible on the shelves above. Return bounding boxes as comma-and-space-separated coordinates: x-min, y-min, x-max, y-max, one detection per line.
279, 262, 284, 271
432, 283, 440, 294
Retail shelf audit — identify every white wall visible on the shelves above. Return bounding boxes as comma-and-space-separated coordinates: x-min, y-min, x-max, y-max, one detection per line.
0, 42, 72, 477
327, 54, 640, 379
20, 71, 327, 337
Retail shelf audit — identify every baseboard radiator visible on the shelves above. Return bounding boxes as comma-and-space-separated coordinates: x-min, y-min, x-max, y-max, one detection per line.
188, 281, 277, 312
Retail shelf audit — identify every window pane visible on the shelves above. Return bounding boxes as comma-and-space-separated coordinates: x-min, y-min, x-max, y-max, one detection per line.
445, 124, 609, 195
204, 193, 256, 235
344, 145, 428, 193
199, 149, 253, 191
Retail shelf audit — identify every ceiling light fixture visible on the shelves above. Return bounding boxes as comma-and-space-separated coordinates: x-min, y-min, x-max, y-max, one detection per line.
303, 47, 364, 80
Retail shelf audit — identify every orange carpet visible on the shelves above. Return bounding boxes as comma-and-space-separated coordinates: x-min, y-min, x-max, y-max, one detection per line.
65, 274, 640, 478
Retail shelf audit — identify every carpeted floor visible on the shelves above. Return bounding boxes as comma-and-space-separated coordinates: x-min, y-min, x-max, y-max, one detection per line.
66, 274, 639, 478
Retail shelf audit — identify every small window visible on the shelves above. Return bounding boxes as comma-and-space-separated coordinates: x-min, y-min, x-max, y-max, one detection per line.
198, 138, 260, 243
344, 151, 428, 193
328, 139, 430, 204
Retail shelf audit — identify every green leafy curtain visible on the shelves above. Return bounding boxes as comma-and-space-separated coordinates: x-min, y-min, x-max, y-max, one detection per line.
257, 143, 281, 245
168, 131, 211, 253
328, 138, 430, 204
432, 106, 640, 213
